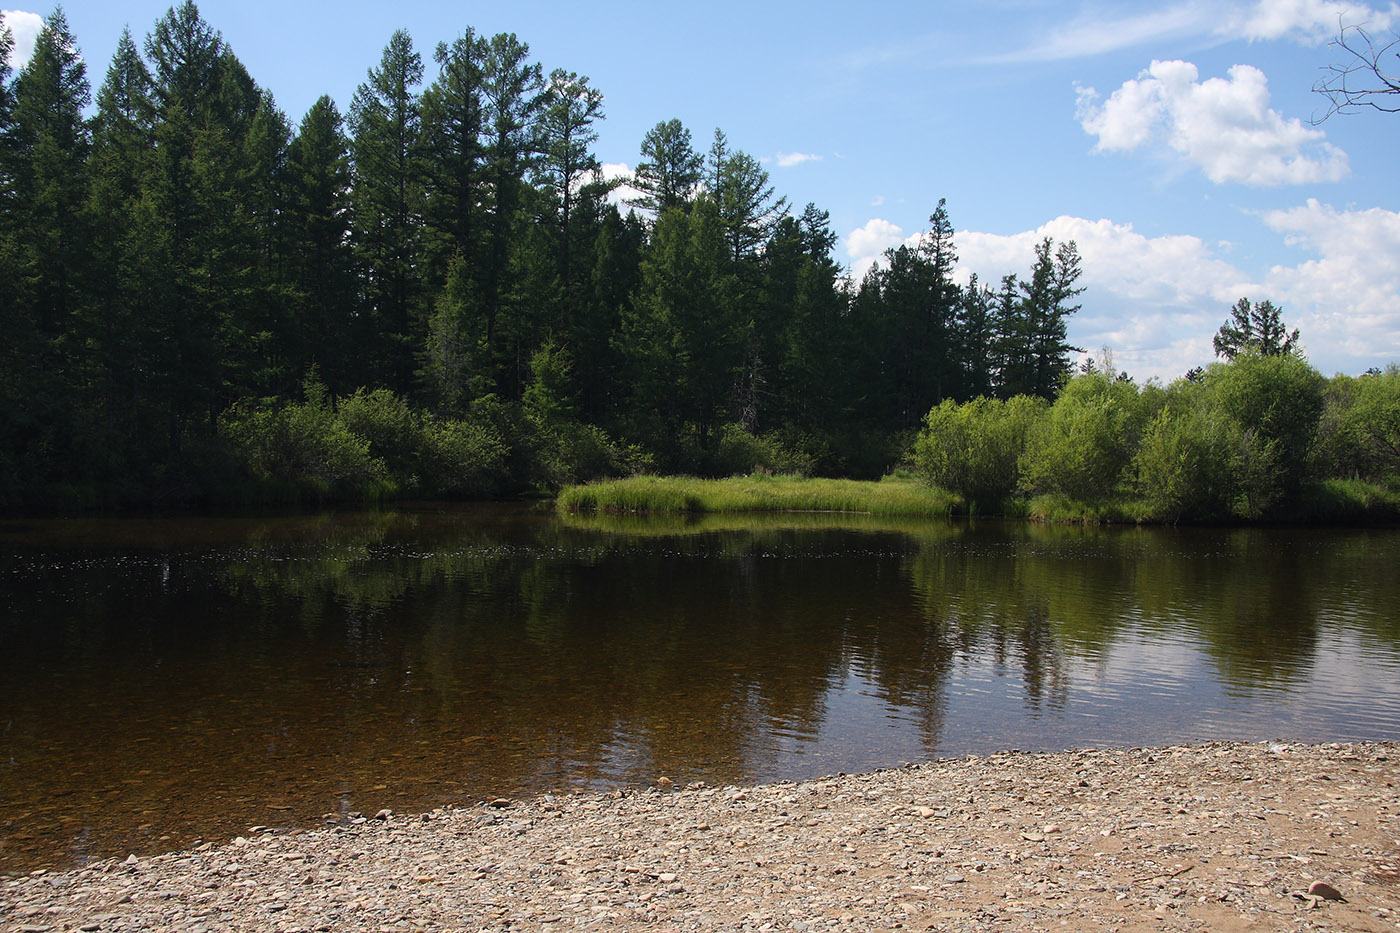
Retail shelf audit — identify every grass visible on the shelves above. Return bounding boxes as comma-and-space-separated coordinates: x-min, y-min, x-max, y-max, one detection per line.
1025, 492, 1152, 524
1289, 478, 1400, 524
556, 473, 959, 517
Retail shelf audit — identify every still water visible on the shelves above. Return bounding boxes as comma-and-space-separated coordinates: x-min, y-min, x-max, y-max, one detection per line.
2, 504, 1399, 872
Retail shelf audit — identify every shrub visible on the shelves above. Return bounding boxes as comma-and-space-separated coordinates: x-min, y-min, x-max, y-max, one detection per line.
1132, 384, 1277, 521
912, 395, 1046, 511
1204, 351, 1325, 495
1021, 372, 1144, 502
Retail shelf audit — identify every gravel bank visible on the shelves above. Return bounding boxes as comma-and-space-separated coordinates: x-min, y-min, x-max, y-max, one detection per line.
4, 741, 1398, 933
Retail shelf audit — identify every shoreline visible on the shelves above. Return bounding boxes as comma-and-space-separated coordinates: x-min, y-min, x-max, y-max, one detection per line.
4, 741, 1398, 932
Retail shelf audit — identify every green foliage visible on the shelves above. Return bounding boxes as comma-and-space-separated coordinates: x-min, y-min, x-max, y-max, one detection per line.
1312, 366, 1400, 483
711, 424, 816, 477
1204, 351, 1326, 494
557, 475, 957, 517
1021, 371, 1145, 502
219, 384, 392, 501
1213, 297, 1300, 360
1131, 386, 1277, 522
912, 395, 1046, 512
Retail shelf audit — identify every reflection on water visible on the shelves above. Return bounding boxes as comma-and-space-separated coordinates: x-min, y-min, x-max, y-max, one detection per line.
2, 504, 1399, 873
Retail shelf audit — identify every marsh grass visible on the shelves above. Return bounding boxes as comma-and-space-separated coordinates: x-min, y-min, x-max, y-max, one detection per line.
556, 473, 959, 517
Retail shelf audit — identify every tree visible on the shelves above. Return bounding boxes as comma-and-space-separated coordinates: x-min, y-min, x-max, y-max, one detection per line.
11, 6, 92, 339
285, 95, 357, 392
418, 29, 488, 295
707, 127, 787, 265
535, 68, 603, 288
1213, 297, 1300, 360
629, 118, 701, 215
1314, 22, 1400, 120
480, 31, 545, 398
349, 29, 425, 392
1020, 238, 1084, 400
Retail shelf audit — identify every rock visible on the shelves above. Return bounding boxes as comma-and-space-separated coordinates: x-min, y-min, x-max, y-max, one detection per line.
373, 808, 393, 820
657, 776, 673, 787
915, 806, 936, 818
489, 798, 512, 809
1308, 881, 1345, 901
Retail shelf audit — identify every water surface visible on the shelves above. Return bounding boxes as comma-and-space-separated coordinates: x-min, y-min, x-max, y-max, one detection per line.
2, 504, 1398, 872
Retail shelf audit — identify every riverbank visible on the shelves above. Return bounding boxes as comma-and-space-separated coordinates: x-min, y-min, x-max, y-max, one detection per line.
557, 473, 1400, 525
5, 742, 1397, 932
556, 474, 959, 517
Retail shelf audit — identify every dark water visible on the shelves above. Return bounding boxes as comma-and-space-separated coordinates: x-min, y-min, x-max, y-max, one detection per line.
2, 504, 1399, 873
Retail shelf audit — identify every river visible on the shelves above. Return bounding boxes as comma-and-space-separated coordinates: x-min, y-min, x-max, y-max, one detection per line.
2, 503, 1398, 872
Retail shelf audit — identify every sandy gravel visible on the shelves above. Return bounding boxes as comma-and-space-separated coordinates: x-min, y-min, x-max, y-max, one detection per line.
3, 741, 1398, 933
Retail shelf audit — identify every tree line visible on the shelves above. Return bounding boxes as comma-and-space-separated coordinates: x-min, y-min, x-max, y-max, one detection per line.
0, 4, 1086, 508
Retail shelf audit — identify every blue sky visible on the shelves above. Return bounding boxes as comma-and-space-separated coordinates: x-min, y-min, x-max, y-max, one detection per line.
4, 0, 1399, 381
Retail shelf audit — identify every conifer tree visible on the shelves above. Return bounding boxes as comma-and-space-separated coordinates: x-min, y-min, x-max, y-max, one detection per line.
350, 29, 425, 393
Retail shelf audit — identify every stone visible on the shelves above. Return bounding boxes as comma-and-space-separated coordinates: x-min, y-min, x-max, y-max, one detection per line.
373, 809, 392, 820
1308, 881, 1344, 901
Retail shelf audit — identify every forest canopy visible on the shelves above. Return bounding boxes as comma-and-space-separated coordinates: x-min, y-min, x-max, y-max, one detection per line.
2, 3, 1390, 521
0, 3, 1088, 508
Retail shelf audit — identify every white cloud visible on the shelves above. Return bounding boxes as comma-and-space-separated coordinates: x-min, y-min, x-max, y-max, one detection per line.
1227, 0, 1396, 42
985, 4, 1216, 63
1259, 200, 1400, 365
595, 162, 645, 209
1078, 60, 1349, 185
987, 0, 1396, 63
951, 216, 1256, 380
843, 218, 909, 281
847, 205, 1400, 381
1, 9, 43, 70
775, 151, 822, 168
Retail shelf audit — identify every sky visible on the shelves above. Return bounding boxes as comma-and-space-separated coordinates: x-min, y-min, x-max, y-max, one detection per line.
4, 0, 1399, 382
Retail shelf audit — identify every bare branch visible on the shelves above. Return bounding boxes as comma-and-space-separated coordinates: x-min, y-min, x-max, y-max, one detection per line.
1313, 20, 1400, 123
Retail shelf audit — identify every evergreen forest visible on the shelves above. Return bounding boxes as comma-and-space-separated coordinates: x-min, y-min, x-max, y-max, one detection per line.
1, 4, 1395, 520
0, 4, 1089, 509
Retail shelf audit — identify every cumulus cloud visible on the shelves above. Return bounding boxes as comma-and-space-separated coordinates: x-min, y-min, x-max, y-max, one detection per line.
2, 9, 43, 69
1077, 60, 1349, 185
846, 205, 1400, 380
843, 218, 910, 281
1259, 200, 1400, 364
951, 216, 1257, 379
595, 162, 645, 209
775, 151, 822, 168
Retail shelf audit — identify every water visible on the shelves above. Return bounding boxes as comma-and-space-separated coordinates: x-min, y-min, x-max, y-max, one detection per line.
2, 504, 1398, 872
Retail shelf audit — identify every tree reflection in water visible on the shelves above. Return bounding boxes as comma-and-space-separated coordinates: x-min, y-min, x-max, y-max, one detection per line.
2, 505, 1398, 872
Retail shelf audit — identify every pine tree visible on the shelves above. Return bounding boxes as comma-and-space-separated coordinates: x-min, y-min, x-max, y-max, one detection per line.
286, 95, 357, 393
630, 118, 701, 216
349, 29, 425, 393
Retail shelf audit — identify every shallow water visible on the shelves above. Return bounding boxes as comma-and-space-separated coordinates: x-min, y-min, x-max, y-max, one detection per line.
2, 504, 1398, 872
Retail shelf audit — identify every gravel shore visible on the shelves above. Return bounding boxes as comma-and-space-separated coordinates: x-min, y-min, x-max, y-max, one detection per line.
4, 741, 1398, 933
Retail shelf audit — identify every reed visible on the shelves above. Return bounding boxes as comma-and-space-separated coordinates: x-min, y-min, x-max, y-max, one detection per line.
556, 474, 958, 517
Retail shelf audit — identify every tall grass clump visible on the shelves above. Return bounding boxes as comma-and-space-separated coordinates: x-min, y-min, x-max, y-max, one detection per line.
557, 474, 957, 516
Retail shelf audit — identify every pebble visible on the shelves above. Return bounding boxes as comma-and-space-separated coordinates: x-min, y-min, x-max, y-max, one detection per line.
3, 741, 1394, 933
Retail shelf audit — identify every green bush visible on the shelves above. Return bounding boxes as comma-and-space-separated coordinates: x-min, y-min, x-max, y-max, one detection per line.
1021, 372, 1144, 502
337, 387, 425, 489
1132, 384, 1277, 522
219, 396, 391, 500
1313, 367, 1400, 483
1205, 351, 1325, 495
420, 418, 509, 498
711, 423, 816, 477
912, 395, 1046, 511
